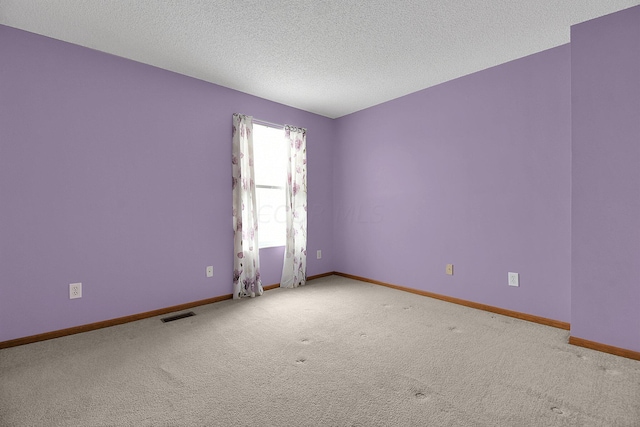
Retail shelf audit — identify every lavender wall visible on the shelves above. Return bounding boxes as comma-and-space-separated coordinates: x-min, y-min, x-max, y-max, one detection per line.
0, 25, 334, 342
4, 8, 639, 353
571, 6, 640, 352
333, 45, 572, 322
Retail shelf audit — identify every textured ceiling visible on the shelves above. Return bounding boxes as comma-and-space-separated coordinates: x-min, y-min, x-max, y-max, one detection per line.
1, 1, 639, 118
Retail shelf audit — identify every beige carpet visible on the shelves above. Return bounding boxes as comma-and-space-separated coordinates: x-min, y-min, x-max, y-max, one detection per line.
1, 275, 639, 426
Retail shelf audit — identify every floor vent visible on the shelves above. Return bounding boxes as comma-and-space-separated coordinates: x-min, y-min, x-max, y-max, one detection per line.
161, 311, 195, 323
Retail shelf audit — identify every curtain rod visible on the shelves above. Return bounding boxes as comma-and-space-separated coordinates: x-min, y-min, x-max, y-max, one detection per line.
253, 118, 284, 129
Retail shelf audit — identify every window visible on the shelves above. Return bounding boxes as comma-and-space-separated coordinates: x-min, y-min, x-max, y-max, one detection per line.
253, 123, 287, 248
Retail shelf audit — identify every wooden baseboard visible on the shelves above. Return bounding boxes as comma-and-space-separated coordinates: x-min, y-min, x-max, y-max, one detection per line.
333, 272, 571, 330
333, 272, 640, 361
0, 294, 233, 350
569, 336, 640, 361
0, 272, 334, 350
307, 272, 336, 281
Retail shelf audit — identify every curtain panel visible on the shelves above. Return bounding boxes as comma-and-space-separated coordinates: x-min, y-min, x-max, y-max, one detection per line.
280, 125, 307, 288
232, 113, 263, 298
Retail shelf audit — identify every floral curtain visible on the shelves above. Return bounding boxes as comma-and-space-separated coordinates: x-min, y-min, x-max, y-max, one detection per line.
280, 125, 307, 288
232, 113, 263, 298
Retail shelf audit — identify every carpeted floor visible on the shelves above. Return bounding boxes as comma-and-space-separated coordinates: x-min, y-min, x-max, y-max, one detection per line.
1, 275, 639, 426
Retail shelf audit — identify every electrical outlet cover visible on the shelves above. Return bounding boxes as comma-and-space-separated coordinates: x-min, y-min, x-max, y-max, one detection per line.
446, 264, 454, 275
69, 283, 82, 299
508, 272, 519, 287
206, 266, 214, 278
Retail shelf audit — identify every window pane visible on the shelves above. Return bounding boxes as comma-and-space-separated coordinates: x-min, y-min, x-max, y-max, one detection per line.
256, 187, 286, 248
253, 125, 286, 187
